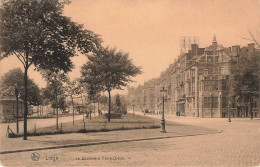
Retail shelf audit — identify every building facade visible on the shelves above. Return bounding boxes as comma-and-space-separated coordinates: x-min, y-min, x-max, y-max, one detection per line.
127, 36, 260, 118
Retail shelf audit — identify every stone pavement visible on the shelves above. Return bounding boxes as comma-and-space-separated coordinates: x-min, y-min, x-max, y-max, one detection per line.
0, 119, 219, 154
0, 116, 259, 167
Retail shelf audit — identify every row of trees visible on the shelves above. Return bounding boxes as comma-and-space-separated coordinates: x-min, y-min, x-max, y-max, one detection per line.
0, 0, 141, 139
0, 67, 110, 122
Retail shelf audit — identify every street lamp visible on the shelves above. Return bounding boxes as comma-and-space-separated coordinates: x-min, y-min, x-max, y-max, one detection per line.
250, 98, 253, 120
160, 87, 167, 133
228, 97, 232, 122
132, 97, 135, 118
210, 92, 212, 118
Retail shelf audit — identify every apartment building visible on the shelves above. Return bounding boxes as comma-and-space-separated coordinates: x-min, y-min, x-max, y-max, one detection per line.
127, 36, 260, 118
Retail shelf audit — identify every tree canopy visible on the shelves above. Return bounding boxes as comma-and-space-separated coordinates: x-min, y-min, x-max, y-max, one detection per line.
0, 68, 41, 105
41, 69, 67, 107
0, 0, 101, 72
81, 47, 142, 92
229, 51, 260, 102
81, 46, 141, 121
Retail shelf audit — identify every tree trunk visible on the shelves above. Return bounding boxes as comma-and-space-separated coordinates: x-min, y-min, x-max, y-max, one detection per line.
71, 95, 74, 125
89, 97, 92, 120
94, 102, 96, 117
81, 92, 84, 106
23, 64, 29, 140
108, 90, 111, 122
37, 105, 39, 117
55, 91, 58, 129
15, 89, 19, 134
250, 101, 253, 120
98, 102, 100, 118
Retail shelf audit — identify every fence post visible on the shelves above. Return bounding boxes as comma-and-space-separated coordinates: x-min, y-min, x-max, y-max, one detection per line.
6, 125, 9, 138
104, 121, 106, 130
34, 123, 36, 134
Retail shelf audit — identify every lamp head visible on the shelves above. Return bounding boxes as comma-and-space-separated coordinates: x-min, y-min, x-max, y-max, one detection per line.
160, 87, 167, 96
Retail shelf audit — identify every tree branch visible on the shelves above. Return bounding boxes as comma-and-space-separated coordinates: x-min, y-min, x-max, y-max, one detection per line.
17, 52, 26, 62
28, 60, 33, 67
14, 52, 26, 68
248, 31, 260, 48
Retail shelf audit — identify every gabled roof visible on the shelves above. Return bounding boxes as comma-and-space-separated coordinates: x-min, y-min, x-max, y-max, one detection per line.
204, 45, 214, 52
223, 48, 232, 55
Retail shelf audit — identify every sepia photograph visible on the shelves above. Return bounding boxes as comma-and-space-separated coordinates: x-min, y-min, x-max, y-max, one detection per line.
0, 0, 259, 166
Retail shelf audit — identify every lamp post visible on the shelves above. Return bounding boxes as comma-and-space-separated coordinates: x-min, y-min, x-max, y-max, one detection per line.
228, 98, 231, 122
210, 92, 212, 118
131, 95, 135, 118
250, 98, 253, 120
160, 87, 167, 133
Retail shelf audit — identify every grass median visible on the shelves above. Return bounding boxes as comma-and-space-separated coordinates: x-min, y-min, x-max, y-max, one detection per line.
9, 114, 161, 138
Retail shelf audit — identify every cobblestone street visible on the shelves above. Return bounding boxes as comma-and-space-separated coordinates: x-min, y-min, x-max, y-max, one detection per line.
1, 0, 260, 167
1, 116, 259, 167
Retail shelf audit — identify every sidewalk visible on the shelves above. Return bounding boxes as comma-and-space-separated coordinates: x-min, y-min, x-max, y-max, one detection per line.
0, 119, 220, 154
0, 114, 88, 138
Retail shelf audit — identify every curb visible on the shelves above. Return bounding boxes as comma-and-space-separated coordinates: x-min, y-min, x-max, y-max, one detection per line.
0, 131, 221, 155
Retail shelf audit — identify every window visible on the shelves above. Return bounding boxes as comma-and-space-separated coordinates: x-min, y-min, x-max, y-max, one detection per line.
204, 97, 210, 108
191, 70, 195, 78
212, 97, 218, 108
222, 97, 227, 108
204, 69, 208, 75
188, 83, 191, 94
222, 80, 226, 90
204, 82, 211, 91
253, 101, 257, 108
232, 102, 235, 108
213, 82, 218, 90
168, 85, 172, 96
220, 67, 224, 74
204, 97, 218, 108
192, 82, 195, 94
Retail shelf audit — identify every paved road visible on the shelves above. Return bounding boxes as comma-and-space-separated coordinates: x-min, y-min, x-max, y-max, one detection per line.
0, 115, 259, 167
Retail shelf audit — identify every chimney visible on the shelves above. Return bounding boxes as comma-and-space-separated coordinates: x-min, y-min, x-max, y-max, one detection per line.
232, 45, 240, 55
191, 44, 198, 56
248, 43, 255, 55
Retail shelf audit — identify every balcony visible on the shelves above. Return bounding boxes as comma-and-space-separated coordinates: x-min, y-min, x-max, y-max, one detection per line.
186, 93, 195, 98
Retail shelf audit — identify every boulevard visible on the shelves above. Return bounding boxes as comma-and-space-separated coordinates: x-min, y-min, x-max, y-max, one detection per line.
0, 1, 259, 167
1, 114, 259, 167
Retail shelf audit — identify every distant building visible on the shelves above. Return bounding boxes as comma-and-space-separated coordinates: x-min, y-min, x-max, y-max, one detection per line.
128, 36, 260, 118
0, 99, 33, 122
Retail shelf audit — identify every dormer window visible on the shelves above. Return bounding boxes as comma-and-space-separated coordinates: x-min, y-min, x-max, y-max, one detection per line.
204, 69, 208, 75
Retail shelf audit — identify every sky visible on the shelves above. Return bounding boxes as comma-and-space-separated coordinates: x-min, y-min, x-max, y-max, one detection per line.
0, 0, 260, 95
